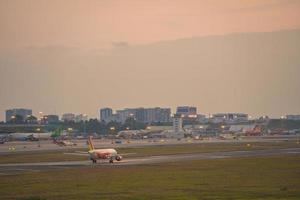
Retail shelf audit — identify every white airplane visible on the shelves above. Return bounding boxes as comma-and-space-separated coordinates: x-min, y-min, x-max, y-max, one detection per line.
65, 136, 123, 164
87, 136, 122, 163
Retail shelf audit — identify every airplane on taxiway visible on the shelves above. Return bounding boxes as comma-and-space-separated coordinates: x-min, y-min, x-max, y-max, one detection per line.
66, 136, 124, 163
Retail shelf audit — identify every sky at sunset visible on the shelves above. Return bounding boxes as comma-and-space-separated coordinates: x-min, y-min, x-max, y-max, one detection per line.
0, 0, 300, 121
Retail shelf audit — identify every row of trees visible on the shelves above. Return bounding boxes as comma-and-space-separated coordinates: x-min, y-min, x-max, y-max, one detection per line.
1, 117, 148, 134
46, 117, 147, 135
7, 115, 38, 124
5, 115, 300, 134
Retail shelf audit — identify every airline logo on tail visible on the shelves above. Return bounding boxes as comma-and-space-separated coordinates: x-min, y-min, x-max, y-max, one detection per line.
88, 136, 95, 151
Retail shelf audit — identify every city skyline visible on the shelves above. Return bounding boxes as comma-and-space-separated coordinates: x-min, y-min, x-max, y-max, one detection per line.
1, 105, 295, 122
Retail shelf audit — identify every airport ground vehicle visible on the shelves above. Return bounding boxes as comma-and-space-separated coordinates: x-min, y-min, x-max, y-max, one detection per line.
53, 139, 77, 146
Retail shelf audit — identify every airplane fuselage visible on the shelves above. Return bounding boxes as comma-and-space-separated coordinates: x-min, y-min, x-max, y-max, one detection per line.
87, 136, 122, 163
88, 149, 121, 162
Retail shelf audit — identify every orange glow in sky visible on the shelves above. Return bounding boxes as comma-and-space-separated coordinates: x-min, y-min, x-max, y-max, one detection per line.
1, 0, 300, 49
0, 0, 300, 120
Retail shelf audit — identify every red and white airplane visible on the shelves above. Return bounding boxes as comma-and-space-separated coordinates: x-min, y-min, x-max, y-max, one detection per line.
87, 136, 122, 163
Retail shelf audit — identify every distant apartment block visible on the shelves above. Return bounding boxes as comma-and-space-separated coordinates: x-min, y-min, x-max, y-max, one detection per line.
104, 114, 121, 122
144, 107, 171, 123
116, 107, 171, 123
42, 115, 59, 124
116, 108, 137, 123
286, 115, 300, 121
210, 113, 248, 123
176, 106, 198, 123
196, 114, 207, 123
61, 113, 75, 122
176, 106, 197, 118
75, 114, 88, 122
100, 108, 113, 122
5, 108, 32, 122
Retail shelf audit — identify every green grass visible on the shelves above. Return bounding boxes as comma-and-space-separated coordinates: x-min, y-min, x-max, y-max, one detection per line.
0, 151, 87, 164
119, 140, 300, 157
0, 140, 299, 164
0, 155, 300, 200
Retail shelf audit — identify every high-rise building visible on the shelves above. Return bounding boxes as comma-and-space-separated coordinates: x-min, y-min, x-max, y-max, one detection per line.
62, 113, 75, 122
210, 113, 248, 123
116, 107, 171, 123
286, 115, 300, 121
196, 114, 207, 123
144, 107, 171, 123
100, 108, 113, 121
176, 106, 197, 118
42, 115, 59, 124
5, 108, 32, 122
176, 106, 198, 123
75, 114, 88, 122
135, 108, 147, 122
116, 108, 137, 123
105, 114, 121, 122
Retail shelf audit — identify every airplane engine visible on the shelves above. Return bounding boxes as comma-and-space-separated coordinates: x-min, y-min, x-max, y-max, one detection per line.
116, 155, 122, 161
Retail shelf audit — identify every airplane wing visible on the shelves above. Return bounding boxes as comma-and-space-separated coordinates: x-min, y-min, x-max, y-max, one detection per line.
119, 153, 136, 156
63, 152, 90, 157
74, 151, 88, 154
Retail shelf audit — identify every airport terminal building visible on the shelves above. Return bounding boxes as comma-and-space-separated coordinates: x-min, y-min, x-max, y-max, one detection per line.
210, 113, 249, 124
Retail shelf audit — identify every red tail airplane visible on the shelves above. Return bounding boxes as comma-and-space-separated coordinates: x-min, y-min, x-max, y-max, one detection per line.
87, 136, 122, 163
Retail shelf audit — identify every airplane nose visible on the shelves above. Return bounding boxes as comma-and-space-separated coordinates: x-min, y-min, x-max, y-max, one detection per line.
116, 155, 122, 161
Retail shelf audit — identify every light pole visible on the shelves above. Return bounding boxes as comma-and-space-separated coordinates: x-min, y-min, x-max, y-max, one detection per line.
221, 125, 225, 135
38, 111, 43, 124
110, 126, 115, 144
67, 127, 73, 139
280, 115, 286, 133
36, 128, 41, 147
11, 115, 15, 123
84, 120, 87, 137
27, 115, 31, 123
83, 114, 87, 137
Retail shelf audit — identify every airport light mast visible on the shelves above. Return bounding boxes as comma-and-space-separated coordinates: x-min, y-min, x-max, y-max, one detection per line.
36, 128, 41, 147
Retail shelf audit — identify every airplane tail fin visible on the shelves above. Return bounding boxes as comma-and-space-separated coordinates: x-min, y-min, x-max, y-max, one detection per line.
87, 136, 95, 151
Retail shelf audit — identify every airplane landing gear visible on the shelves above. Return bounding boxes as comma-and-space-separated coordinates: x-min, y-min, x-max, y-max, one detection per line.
92, 159, 97, 163
109, 159, 114, 163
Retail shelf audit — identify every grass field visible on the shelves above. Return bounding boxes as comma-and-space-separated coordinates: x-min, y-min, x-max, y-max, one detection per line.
0, 155, 300, 200
0, 140, 299, 164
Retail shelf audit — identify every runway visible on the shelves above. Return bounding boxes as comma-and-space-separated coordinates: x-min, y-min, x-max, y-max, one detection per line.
1, 148, 300, 175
